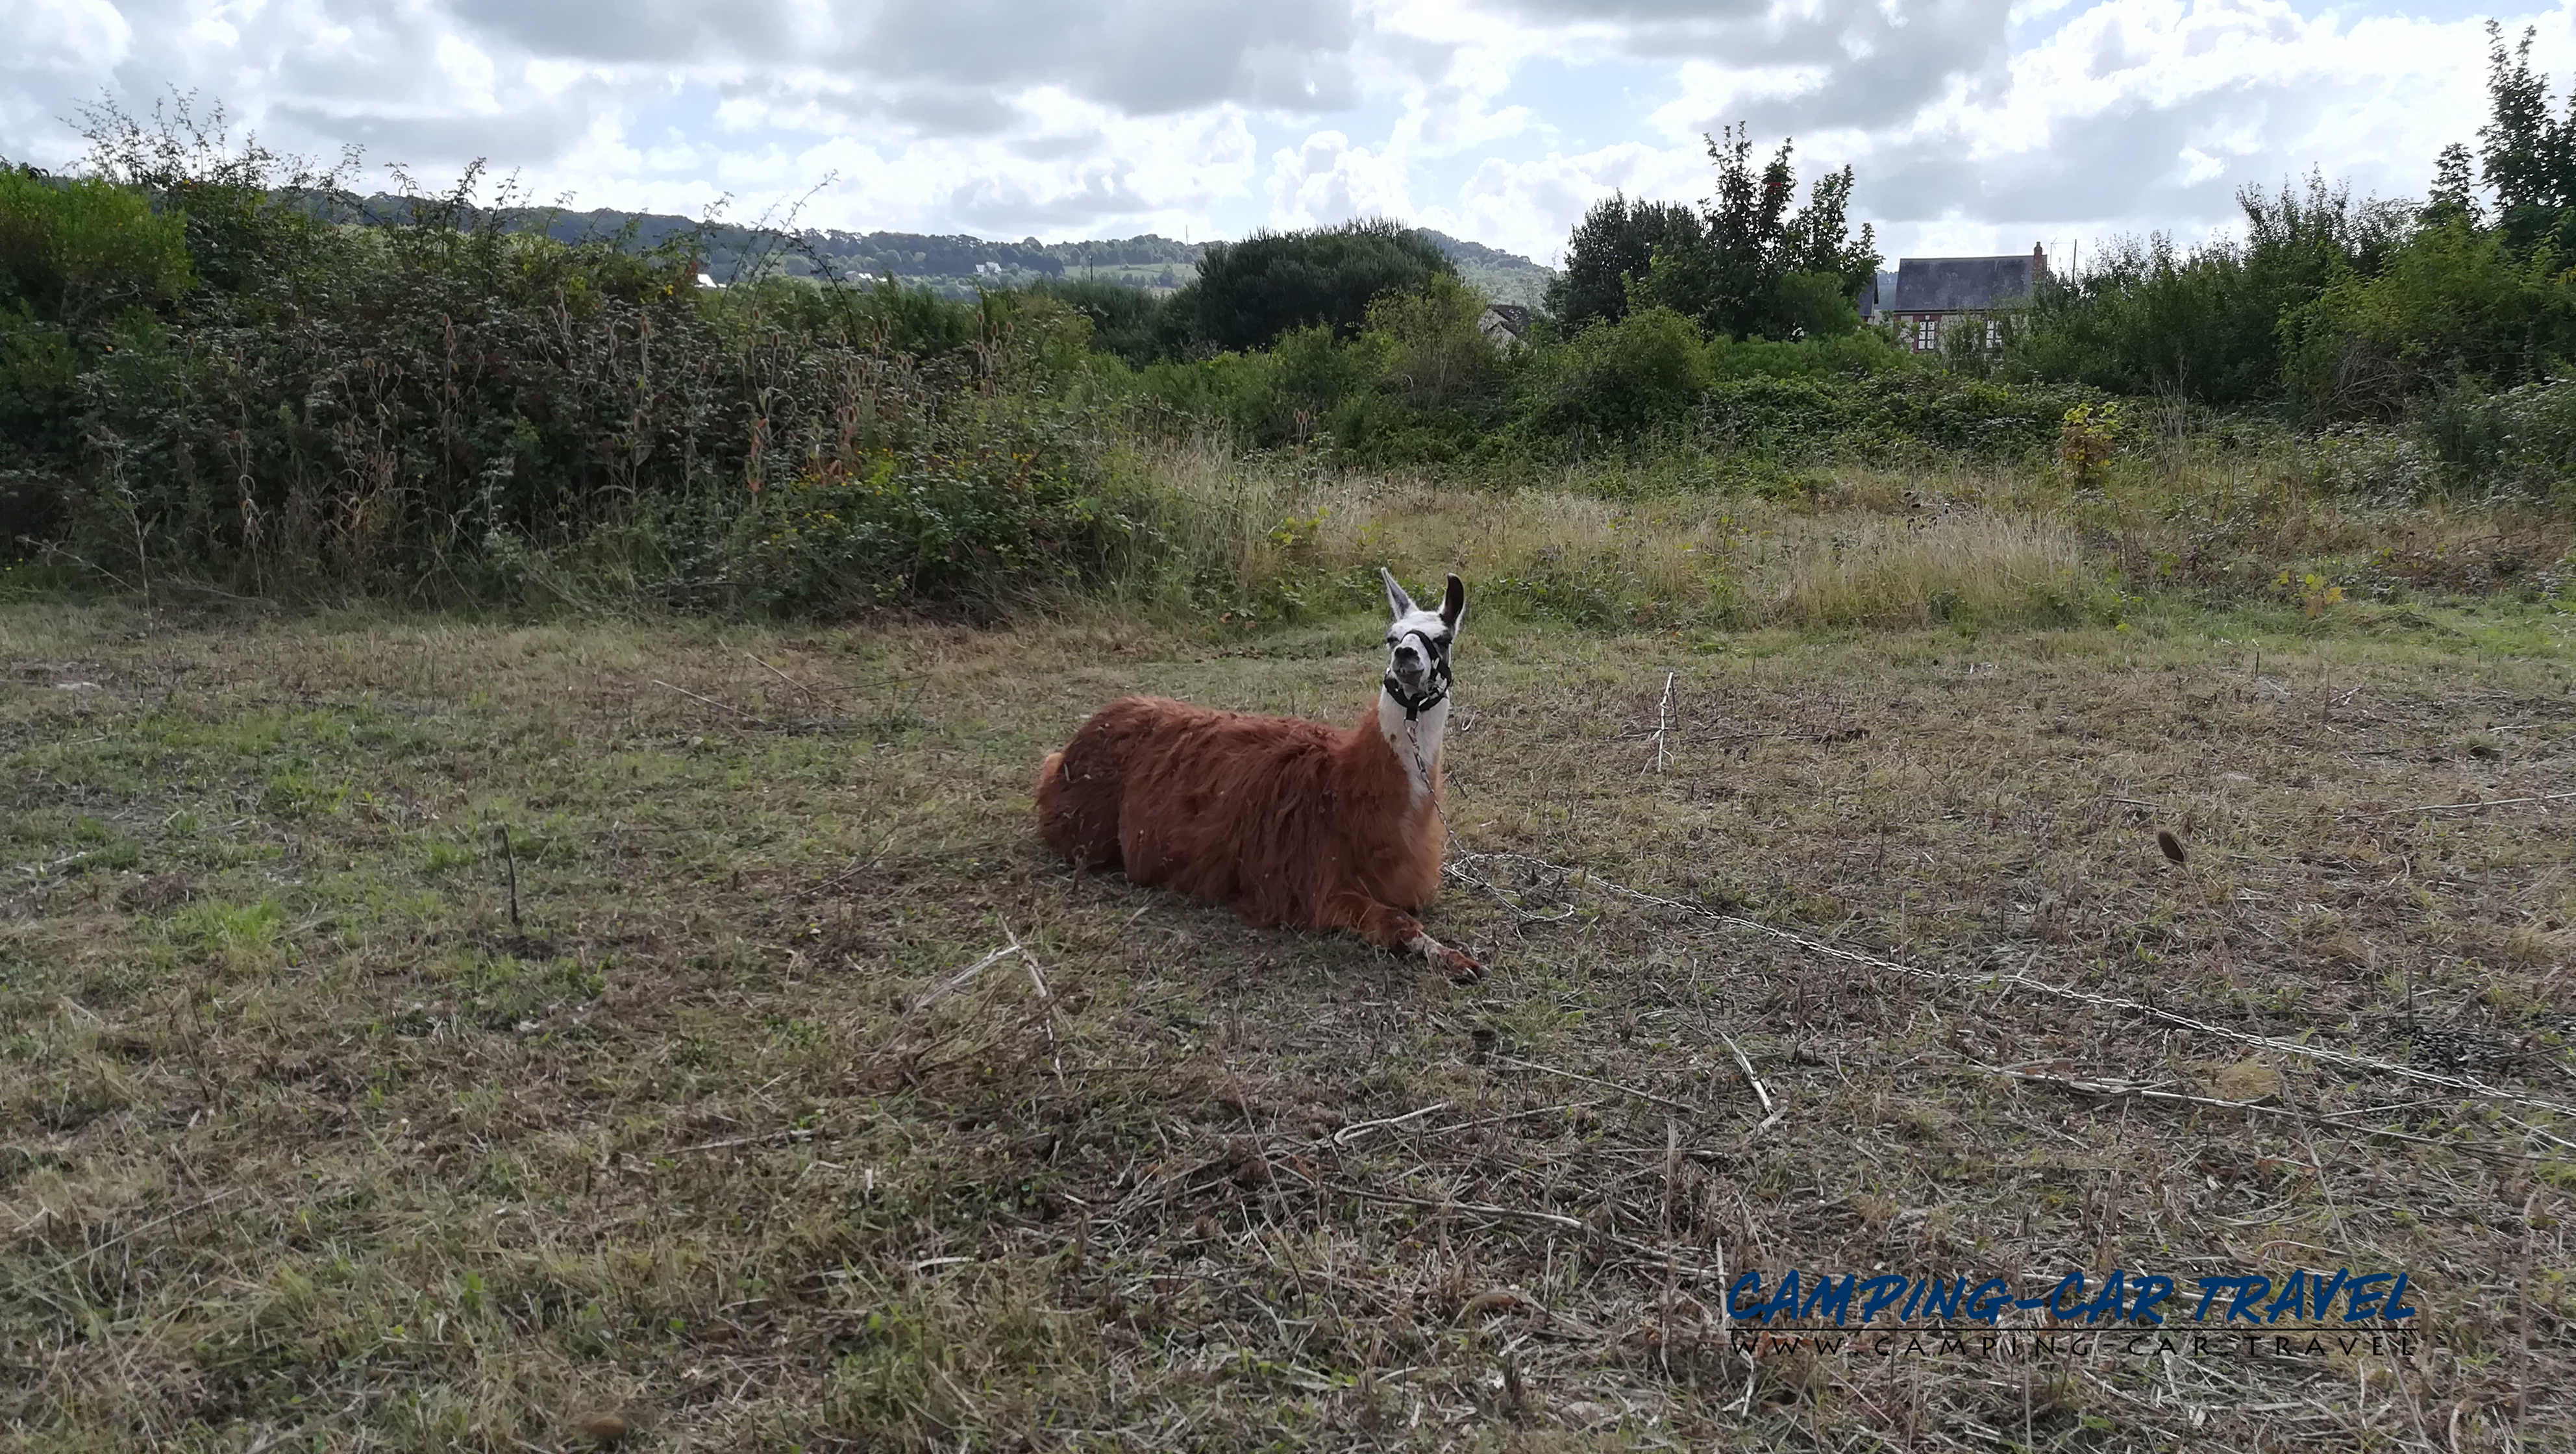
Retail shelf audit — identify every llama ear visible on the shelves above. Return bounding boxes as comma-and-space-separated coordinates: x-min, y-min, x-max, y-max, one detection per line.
1441, 574, 1465, 630
1380, 567, 1415, 619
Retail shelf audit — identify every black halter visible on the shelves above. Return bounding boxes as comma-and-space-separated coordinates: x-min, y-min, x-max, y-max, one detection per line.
1382, 626, 1453, 722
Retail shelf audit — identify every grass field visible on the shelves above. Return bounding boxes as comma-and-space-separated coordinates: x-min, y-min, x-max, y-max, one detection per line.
4, 595, 2573, 1451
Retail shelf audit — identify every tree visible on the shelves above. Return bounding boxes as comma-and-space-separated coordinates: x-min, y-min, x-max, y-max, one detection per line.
2477, 21, 2576, 255
1186, 220, 1456, 353
1543, 195, 1703, 330
1622, 127, 1879, 341
2424, 143, 2482, 229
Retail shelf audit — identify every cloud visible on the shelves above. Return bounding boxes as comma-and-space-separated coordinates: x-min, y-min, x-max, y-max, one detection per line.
1, 0, 132, 77
1268, 129, 1417, 225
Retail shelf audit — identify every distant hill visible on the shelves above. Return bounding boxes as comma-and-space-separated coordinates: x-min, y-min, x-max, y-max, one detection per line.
346, 197, 1554, 310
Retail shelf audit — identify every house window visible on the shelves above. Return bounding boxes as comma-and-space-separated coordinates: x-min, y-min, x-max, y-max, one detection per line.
1984, 317, 2003, 350
1913, 317, 1939, 352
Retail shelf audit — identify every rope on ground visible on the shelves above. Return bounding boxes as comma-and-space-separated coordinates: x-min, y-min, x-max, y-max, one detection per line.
1446, 850, 2576, 1122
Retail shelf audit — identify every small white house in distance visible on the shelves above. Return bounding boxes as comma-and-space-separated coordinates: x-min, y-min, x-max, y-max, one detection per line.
696, 271, 722, 290
1876, 245, 2048, 352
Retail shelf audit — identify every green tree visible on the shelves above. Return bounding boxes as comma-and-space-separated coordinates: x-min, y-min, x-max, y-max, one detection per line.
2478, 21, 2576, 256
1543, 195, 1703, 330
1624, 127, 1877, 341
1184, 220, 1456, 352
2423, 143, 2482, 228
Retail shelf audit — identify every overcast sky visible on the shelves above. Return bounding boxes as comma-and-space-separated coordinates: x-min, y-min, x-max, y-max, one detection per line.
0, 0, 2559, 265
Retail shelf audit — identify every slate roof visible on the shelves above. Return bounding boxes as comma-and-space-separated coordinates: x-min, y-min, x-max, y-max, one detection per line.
1887, 254, 2044, 314
1856, 269, 1900, 319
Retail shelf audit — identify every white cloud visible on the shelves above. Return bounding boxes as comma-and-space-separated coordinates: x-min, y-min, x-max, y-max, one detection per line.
3, 0, 134, 76
1268, 129, 1416, 225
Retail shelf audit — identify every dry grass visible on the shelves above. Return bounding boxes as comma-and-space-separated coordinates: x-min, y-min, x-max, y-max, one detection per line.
3, 595, 2574, 1451
1100, 442, 2573, 634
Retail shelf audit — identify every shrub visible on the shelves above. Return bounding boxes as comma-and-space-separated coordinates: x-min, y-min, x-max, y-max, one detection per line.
0, 167, 195, 554
1033, 277, 1178, 367
2010, 177, 2409, 408
2282, 221, 2576, 420
2412, 375, 2576, 502
1522, 308, 1710, 441
0, 169, 193, 327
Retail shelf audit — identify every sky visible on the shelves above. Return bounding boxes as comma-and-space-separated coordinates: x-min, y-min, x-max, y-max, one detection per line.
0, 0, 2565, 267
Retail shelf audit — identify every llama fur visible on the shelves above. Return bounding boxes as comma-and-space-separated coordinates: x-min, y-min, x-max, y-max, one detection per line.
1034, 571, 1480, 981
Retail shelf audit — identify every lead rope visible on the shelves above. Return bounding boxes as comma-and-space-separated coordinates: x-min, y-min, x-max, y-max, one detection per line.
1406, 713, 1453, 835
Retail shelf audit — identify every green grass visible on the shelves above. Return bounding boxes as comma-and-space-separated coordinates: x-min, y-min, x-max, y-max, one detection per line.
1, 598, 2571, 1449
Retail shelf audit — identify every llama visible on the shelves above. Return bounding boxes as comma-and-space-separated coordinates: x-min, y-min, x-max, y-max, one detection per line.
1034, 569, 1481, 982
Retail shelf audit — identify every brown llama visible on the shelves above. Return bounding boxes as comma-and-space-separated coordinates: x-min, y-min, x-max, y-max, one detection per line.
1034, 569, 1481, 982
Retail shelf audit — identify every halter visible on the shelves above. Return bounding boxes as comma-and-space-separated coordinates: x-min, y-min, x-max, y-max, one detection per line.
1381, 626, 1453, 722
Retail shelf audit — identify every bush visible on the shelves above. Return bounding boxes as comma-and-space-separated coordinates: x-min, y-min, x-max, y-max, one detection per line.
2010, 177, 2409, 408
2283, 221, 2576, 419
0, 166, 195, 553
2411, 375, 2576, 502
1695, 373, 2084, 462
10, 105, 1126, 610
1522, 308, 1710, 441
0, 169, 193, 326
1030, 277, 1178, 367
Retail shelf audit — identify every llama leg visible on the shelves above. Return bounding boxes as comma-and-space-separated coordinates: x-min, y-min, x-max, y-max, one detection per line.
1326, 892, 1485, 984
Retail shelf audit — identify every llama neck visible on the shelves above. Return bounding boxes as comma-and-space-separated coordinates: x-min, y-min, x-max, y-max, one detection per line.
1376, 689, 1449, 802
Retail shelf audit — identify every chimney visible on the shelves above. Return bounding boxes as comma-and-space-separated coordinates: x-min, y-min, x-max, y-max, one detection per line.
2033, 241, 2048, 281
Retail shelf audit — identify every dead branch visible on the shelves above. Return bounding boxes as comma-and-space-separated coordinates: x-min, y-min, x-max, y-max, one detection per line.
1495, 1054, 1700, 1116
1720, 1033, 1782, 1135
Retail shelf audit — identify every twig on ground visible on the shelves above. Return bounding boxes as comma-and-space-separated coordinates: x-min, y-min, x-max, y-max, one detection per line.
914, 943, 1022, 1012
1972, 1063, 2551, 1162
1650, 671, 1676, 774
494, 823, 521, 937
1314, 1177, 1731, 1284
1495, 1054, 1701, 1116
2347, 791, 2576, 816
1330, 1102, 1454, 1146
744, 650, 819, 702
1414, 1100, 1604, 1139
665, 1127, 821, 1156
652, 678, 756, 719
16, 1189, 235, 1290
1720, 1033, 1783, 1134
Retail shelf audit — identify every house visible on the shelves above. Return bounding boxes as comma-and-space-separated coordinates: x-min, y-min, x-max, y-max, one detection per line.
1478, 303, 1531, 347
1879, 244, 2048, 352
1855, 269, 1898, 322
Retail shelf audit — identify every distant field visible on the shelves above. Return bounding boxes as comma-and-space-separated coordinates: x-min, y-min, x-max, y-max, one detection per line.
3, 602, 2571, 1450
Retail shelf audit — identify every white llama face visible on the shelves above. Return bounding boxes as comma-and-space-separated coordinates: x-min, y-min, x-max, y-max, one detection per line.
1380, 569, 1464, 702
